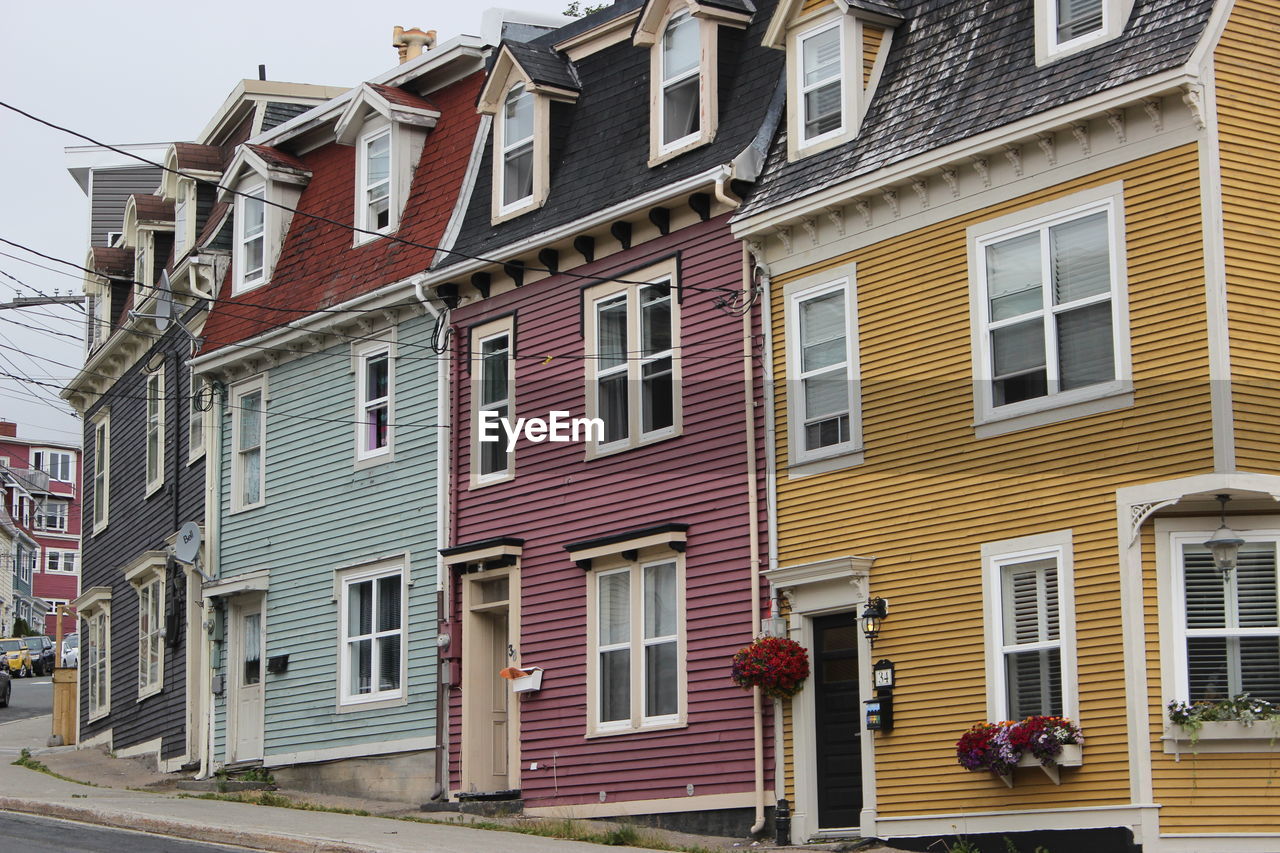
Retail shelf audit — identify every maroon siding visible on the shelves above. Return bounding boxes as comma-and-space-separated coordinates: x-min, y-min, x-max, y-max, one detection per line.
447, 214, 771, 810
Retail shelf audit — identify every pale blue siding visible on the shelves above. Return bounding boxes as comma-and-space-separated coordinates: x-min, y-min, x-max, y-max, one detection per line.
212, 312, 440, 762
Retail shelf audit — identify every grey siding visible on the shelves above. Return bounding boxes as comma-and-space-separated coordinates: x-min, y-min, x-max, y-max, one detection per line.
90, 166, 162, 247
211, 311, 440, 763
80, 306, 206, 758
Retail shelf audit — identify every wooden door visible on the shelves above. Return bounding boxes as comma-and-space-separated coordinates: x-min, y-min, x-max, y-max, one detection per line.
814, 613, 862, 829
231, 602, 264, 762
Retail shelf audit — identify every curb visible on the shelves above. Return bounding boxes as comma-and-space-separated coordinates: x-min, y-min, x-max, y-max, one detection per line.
0, 796, 380, 853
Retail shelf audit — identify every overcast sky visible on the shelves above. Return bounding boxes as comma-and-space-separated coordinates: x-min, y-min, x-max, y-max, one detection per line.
0, 0, 571, 446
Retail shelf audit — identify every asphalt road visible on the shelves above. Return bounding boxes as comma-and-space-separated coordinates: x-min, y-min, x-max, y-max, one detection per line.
0, 674, 52, 724
0, 811, 258, 851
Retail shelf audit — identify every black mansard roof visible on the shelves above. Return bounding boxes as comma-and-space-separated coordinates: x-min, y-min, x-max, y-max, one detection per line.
737, 0, 1216, 218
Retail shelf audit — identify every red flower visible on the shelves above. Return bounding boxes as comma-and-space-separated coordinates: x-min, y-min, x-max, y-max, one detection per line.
731, 637, 810, 700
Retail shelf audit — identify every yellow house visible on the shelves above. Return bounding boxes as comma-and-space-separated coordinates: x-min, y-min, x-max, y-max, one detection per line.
733, 0, 1280, 850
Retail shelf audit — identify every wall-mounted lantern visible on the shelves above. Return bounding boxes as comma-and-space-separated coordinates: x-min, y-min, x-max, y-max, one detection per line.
1204, 494, 1245, 579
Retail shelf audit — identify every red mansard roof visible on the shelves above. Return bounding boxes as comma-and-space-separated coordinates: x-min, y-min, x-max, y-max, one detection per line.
173, 142, 223, 173
200, 71, 484, 353
367, 83, 439, 112
89, 247, 133, 278
244, 143, 311, 174
131, 194, 175, 222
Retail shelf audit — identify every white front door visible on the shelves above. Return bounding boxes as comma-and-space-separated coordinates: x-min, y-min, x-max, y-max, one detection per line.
230, 601, 264, 762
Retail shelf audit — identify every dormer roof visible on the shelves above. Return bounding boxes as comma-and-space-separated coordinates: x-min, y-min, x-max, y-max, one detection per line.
334, 82, 441, 145
172, 142, 223, 174
217, 143, 312, 202
129, 194, 175, 224
762, 0, 902, 48
88, 247, 134, 279
633, 0, 756, 46
476, 41, 580, 114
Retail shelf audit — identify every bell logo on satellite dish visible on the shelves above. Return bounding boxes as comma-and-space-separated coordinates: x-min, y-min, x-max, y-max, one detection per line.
174, 520, 202, 564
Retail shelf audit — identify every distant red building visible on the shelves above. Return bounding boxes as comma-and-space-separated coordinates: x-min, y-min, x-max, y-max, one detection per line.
0, 420, 81, 635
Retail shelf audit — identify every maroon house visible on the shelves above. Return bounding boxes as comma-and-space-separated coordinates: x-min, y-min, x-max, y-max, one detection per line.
430, 0, 784, 834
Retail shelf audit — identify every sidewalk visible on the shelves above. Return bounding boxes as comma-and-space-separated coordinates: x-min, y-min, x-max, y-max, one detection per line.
0, 715, 896, 853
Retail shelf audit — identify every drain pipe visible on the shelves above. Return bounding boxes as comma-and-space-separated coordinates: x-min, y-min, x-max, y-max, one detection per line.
740, 244, 767, 839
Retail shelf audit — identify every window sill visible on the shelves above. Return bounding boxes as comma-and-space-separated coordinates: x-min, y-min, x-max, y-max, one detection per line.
974, 383, 1133, 439
492, 198, 539, 226
188, 448, 206, 467
585, 719, 688, 739
145, 480, 164, 499
92, 522, 109, 537
1163, 721, 1280, 754
336, 693, 407, 714
87, 708, 110, 723
353, 228, 395, 248
470, 470, 515, 490
585, 429, 681, 462
232, 279, 269, 297
137, 684, 163, 703
354, 449, 394, 471
648, 133, 713, 167
229, 501, 266, 516
788, 447, 865, 480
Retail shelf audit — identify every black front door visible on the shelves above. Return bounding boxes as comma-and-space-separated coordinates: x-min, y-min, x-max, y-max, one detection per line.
814, 613, 862, 829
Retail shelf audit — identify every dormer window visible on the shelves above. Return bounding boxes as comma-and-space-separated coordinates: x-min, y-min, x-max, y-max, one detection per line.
359, 128, 393, 233
659, 12, 700, 150
798, 22, 842, 143
174, 183, 189, 256
1036, 0, 1126, 64
237, 185, 266, 292
501, 86, 536, 210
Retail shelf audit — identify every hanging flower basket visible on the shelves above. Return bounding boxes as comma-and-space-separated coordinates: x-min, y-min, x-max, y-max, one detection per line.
956, 716, 1084, 785
731, 636, 810, 700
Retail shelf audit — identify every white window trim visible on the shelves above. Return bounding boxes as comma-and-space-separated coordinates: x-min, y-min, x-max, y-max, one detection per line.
648, 8, 720, 165
233, 183, 268, 294
36, 501, 69, 533
583, 258, 683, 458
46, 549, 77, 574
355, 125, 395, 242
967, 182, 1133, 438
336, 557, 408, 710
131, 567, 165, 700
145, 364, 166, 497
173, 179, 193, 256
353, 338, 395, 467
91, 408, 110, 535
585, 547, 688, 737
230, 375, 267, 513
188, 371, 207, 465
981, 529, 1079, 724
1035, 0, 1131, 66
34, 449, 74, 484
84, 604, 111, 722
795, 19, 846, 150
471, 316, 517, 488
490, 81, 556, 225
132, 232, 153, 308
784, 270, 862, 474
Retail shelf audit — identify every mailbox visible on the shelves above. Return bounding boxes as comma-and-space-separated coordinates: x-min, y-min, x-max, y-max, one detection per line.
865, 696, 893, 732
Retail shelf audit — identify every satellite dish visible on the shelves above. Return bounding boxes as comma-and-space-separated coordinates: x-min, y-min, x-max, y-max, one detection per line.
174, 521, 202, 564
153, 270, 173, 332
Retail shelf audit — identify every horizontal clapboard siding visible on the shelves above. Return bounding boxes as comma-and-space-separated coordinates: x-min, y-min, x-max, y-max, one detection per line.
90, 166, 162, 247
212, 311, 440, 763
447, 215, 770, 811
769, 147, 1211, 818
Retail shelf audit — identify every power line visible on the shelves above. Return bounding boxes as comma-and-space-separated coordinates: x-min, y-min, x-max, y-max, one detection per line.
0, 99, 740, 296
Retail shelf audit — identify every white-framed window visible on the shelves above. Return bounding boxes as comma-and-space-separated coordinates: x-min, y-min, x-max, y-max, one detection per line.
786, 274, 860, 470
969, 185, 1131, 436
174, 181, 189, 256
16, 545, 32, 585
145, 365, 166, 495
1036, 0, 1127, 64
355, 343, 393, 462
85, 606, 110, 720
1164, 528, 1280, 704
499, 85, 536, 214
658, 11, 701, 152
46, 550, 76, 573
136, 576, 164, 697
585, 259, 681, 455
797, 21, 844, 146
588, 552, 686, 735
91, 409, 110, 533
188, 370, 206, 462
36, 501, 68, 533
231, 376, 266, 512
982, 531, 1078, 723
32, 450, 73, 483
234, 184, 267, 294
133, 237, 151, 306
472, 317, 515, 485
338, 561, 406, 706
358, 128, 393, 235
20, 497, 29, 529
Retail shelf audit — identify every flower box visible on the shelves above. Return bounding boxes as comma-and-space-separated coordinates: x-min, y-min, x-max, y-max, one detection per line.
1163, 721, 1280, 755
504, 667, 543, 693
957, 716, 1084, 787
997, 744, 1083, 786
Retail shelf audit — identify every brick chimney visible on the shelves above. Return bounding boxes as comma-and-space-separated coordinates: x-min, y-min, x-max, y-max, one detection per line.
392, 26, 437, 63
0, 422, 16, 438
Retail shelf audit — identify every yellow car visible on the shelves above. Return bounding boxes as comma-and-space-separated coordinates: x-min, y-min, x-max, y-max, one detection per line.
0, 638, 33, 678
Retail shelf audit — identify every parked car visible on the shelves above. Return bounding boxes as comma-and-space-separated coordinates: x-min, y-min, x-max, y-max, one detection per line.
0, 639, 32, 677
60, 633, 78, 668
0, 665, 9, 706
22, 636, 55, 676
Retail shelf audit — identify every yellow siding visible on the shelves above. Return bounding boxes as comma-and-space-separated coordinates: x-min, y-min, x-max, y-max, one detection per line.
863, 26, 883, 87
1218, 0, 1280, 473
1143, 0, 1280, 832
771, 146, 1211, 817
800, 0, 829, 15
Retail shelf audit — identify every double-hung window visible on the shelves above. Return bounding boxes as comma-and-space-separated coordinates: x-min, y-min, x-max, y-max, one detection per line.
1036, 0, 1124, 64
790, 278, 858, 463
356, 345, 392, 462
1054, 0, 1104, 45
587, 263, 680, 454
797, 22, 843, 145
145, 366, 165, 494
659, 12, 701, 150
85, 607, 110, 719
33, 450, 72, 483
983, 532, 1077, 722
46, 550, 76, 573
360, 129, 392, 233
188, 371, 206, 461
174, 182, 189, 256
91, 410, 110, 532
38, 501, 68, 533
500, 86, 535, 212
339, 562, 405, 706
473, 318, 515, 484
231, 377, 266, 511
1179, 539, 1280, 703
137, 577, 163, 697
591, 555, 684, 734
236, 185, 266, 292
